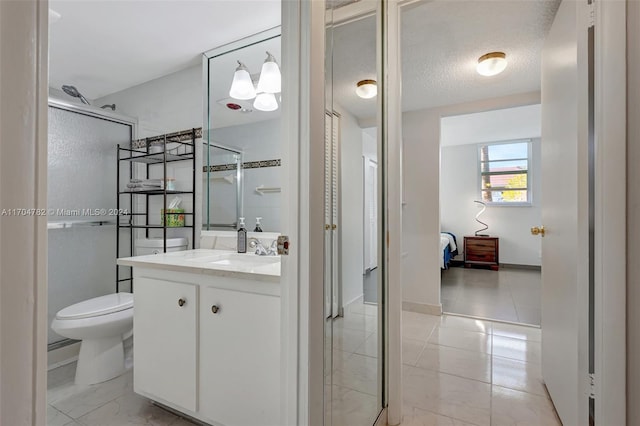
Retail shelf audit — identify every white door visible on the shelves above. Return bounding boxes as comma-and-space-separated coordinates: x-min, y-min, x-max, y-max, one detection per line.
540, 1, 587, 424
133, 277, 197, 412
199, 286, 280, 426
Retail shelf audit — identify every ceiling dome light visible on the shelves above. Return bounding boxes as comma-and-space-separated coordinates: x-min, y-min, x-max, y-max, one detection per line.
256, 51, 281, 94
229, 61, 256, 100
356, 79, 377, 99
253, 92, 278, 112
476, 52, 508, 76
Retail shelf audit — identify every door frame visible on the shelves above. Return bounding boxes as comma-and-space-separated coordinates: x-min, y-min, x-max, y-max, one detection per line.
0, 0, 49, 424
280, 1, 327, 424
382, 0, 628, 424
592, 0, 626, 423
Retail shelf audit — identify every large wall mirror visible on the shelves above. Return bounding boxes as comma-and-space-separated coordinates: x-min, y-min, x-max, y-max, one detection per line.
203, 27, 282, 232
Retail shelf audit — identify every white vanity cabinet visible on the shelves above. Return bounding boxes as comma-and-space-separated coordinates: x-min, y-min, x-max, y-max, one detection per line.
128, 263, 280, 426
199, 286, 280, 426
133, 277, 198, 412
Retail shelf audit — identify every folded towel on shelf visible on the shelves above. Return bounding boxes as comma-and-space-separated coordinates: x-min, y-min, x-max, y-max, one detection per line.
127, 179, 162, 188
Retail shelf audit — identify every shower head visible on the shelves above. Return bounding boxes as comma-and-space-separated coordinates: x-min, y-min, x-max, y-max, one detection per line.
61, 85, 90, 105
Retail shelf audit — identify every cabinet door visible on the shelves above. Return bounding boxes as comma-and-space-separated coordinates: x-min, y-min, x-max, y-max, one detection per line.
199, 287, 280, 426
134, 277, 197, 412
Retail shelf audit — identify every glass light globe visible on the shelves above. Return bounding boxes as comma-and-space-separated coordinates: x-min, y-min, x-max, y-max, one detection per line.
229, 61, 256, 100
476, 52, 508, 77
256, 52, 281, 94
356, 79, 377, 99
253, 93, 278, 112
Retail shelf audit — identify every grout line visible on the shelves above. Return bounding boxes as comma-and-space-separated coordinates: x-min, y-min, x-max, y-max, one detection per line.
408, 360, 492, 386
489, 331, 494, 425
405, 405, 485, 426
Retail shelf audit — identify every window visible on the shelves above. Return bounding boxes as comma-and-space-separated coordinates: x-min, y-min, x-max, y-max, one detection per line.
478, 140, 531, 204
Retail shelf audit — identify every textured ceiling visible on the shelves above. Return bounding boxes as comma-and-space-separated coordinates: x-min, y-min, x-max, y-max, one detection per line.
49, 0, 281, 100
49, 0, 559, 123
331, 0, 560, 121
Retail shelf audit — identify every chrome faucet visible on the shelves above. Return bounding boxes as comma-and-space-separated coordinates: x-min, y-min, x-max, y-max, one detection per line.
248, 237, 277, 256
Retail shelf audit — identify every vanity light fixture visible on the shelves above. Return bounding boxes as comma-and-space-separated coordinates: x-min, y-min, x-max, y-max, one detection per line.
256, 51, 281, 94
253, 92, 278, 112
229, 61, 257, 100
476, 52, 507, 76
355, 79, 377, 99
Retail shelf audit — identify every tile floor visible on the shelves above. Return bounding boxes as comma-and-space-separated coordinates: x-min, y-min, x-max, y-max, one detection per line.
329, 296, 382, 426
47, 363, 196, 426
48, 306, 555, 426
400, 311, 560, 426
441, 266, 541, 326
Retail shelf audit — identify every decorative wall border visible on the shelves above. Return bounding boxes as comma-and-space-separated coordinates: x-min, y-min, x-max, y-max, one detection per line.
132, 127, 203, 149
203, 158, 281, 173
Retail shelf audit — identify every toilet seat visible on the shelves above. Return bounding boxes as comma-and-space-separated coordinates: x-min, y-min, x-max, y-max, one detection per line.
56, 293, 133, 320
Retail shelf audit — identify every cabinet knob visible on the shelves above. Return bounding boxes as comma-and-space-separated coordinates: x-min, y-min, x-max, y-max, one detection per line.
178, 298, 186, 307
211, 305, 220, 314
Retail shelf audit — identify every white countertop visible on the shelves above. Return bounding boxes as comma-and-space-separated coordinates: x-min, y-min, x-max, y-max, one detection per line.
117, 249, 281, 282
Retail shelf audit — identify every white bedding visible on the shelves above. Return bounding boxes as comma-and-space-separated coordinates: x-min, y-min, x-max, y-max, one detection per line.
439, 232, 457, 269
441, 233, 457, 253
440, 235, 449, 269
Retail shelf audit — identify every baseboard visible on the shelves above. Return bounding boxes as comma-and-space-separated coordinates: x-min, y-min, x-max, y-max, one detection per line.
47, 341, 81, 370
500, 263, 542, 271
402, 301, 442, 316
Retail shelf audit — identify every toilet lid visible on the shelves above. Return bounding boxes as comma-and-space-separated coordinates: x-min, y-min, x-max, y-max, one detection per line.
56, 293, 133, 320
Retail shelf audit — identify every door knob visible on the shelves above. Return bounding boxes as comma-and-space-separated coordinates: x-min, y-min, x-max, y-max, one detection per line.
325, 224, 330, 230
531, 226, 545, 237
178, 298, 186, 307
332, 224, 337, 230
211, 305, 219, 314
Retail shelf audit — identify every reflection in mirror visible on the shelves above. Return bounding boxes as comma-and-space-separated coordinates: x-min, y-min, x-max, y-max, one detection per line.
325, 2, 382, 425
202, 143, 242, 230
203, 28, 282, 233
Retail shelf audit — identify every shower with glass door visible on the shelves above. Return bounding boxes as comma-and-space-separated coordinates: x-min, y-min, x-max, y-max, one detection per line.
47, 99, 134, 349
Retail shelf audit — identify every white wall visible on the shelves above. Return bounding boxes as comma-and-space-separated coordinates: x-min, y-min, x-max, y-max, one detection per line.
336, 105, 365, 306
441, 104, 541, 147
95, 65, 202, 138
440, 139, 542, 266
402, 91, 541, 311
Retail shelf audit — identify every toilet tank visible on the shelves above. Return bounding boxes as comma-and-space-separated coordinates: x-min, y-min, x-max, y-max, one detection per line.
135, 238, 189, 256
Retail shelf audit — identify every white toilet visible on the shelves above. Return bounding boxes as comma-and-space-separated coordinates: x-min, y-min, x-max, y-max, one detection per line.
51, 237, 188, 385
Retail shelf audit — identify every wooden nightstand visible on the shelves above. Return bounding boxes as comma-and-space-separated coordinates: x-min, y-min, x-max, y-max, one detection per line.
464, 236, 499, 271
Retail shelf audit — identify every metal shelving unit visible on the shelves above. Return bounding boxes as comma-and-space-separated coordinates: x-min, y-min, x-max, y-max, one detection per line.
116, 127, 200, 291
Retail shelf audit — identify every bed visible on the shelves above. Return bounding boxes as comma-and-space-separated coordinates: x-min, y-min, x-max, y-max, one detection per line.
440, 232, 458, 269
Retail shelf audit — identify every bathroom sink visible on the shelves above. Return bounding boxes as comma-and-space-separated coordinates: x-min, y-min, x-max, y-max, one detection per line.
206, 253, 280, 266
184, 252, 279, 266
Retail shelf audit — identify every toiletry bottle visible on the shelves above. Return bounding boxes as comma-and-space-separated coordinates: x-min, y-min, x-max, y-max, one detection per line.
254, 217, 263, 232
237, 217, 247, 253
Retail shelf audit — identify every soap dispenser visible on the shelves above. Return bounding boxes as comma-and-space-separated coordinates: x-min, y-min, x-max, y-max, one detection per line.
254, 217, 263, 232
237, 217, 247, 253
